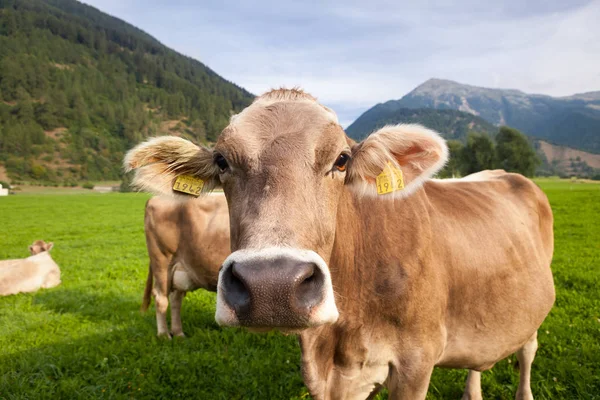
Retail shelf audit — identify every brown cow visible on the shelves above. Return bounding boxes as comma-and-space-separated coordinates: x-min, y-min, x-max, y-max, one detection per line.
143, 194, 229, 337
125, 89, 555, 400
0, 240, 61, 296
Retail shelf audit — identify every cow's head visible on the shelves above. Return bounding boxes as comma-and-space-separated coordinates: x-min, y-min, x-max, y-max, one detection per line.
29, 240, 54, 255
125, 89, 448, 331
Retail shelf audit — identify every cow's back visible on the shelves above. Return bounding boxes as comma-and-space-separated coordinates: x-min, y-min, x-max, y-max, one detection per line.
144, 197, 181, 257
426, 172, 554, 369
144, 195, 230, 291
178, 195, 230, 290
0, 253, 59, 295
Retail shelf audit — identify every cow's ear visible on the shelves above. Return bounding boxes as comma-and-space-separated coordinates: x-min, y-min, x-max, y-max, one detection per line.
45, 242, 54, 252
124, 136, 220, 196
346, 124, 448, 198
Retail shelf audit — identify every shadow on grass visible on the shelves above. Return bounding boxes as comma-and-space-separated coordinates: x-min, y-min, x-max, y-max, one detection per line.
0, 322, 305, 399
30, 287, 221, 334
32, 287, 141, 323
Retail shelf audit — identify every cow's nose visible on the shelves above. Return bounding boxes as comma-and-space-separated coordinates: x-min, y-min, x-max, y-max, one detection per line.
221, 258, 325, 327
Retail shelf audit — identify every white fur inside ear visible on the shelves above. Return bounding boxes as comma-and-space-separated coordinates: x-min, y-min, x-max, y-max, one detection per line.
347, 124, 448, 200
123, 136, 200, 173
123, 136, 219, 197
131, 163, 178, 196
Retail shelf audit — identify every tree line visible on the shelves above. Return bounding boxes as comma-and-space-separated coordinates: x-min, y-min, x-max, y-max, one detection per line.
438, 126, 539, 178
0, 0, 253, 184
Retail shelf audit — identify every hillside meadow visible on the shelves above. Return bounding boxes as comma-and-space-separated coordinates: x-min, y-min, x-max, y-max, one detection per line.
0, 179, 598, 399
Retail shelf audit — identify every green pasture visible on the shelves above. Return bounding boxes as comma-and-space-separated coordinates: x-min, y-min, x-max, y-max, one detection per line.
0, 180, 598, 399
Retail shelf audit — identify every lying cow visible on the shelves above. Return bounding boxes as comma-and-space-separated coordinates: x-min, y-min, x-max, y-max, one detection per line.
0, 240, 61, 296
143, 194, 229, 337
125, 88, 555, 400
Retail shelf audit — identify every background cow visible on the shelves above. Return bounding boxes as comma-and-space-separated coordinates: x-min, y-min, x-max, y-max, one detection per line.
143, 194, 229, 337
125, 89, 555, 400
0, 240, 61, 296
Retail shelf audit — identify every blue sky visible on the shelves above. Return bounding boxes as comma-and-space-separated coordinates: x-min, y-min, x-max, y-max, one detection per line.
83, 0, 600, 127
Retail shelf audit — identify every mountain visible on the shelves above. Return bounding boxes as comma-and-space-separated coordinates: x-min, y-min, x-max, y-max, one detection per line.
345, 107, 497, 141
348, 78, 600, 153
0, 0, 254, 184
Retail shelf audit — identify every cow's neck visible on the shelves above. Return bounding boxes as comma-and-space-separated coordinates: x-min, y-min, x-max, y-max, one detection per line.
30, 252, 53, 263
299, 187, 435, 396
330, 187, 432, 320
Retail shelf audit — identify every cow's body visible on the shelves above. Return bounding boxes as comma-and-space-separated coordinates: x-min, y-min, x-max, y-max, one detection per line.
299, 173, 554, 399
125, 89, 555, 399
0, 241, 61, 296
143, 194, 229, 337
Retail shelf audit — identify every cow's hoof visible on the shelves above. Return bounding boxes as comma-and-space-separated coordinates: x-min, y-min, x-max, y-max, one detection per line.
157, 332, 172, 340
172, 331, 186, 338
515, 391, 534, 400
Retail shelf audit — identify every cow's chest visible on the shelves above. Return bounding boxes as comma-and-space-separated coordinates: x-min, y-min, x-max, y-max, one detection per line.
303, 333, 393, 399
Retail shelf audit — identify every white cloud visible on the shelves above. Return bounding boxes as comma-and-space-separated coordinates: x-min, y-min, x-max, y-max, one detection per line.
82, 0, 600, 127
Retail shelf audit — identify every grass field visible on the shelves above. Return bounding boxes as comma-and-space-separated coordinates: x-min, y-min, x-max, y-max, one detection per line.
0, 180, 598, 399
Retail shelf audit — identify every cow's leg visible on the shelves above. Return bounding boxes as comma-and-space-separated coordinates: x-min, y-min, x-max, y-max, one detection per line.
461, 370, 482, 400
386, 362, 434, 400
515, 331, 538, 400
154, 289, 170, 338
152, 260, 171, 338
169, 290, 186, 337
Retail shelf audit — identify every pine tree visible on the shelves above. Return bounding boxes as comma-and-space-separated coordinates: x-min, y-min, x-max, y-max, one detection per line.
190, 119, 206, 143
16, 88, 35, 121
496, 126, 540, 177
438, 140, 464, 178
460, 133, 496, 175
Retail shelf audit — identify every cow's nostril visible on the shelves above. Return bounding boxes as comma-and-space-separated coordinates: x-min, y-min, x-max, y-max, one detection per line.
223, 263, 251, 315
297, 263, 315, 283
294, 263, 324, 311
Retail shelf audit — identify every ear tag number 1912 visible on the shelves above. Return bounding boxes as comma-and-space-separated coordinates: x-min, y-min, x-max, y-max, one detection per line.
376, 162, 404, 195
173, 175, 204, 196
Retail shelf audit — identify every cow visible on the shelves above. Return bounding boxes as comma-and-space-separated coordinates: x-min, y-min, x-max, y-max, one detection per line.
0, 240, 61, 296
124, 88, 555, 400
143, 194, 230, 338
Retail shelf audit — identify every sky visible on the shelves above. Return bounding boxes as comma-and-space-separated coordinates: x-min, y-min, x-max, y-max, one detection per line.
82, 0, 600, 127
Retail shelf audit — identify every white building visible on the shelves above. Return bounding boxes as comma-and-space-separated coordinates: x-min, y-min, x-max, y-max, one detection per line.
0, 184, 9, 196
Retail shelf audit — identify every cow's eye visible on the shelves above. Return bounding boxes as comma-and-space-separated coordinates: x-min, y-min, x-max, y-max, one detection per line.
333, 153, 350, 172
214, 154, 229, 172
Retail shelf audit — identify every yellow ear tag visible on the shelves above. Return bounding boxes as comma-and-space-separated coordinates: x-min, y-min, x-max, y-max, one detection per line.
376, 162, 404, 195
173, 175, 204, 196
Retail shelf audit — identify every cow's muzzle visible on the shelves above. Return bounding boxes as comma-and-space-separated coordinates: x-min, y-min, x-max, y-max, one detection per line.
215, 248, 339, 329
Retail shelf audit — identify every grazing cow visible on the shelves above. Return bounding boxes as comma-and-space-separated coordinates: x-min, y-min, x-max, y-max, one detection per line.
124, 89, 555, 400
0, 240, 61, 296
143, 194, 229, 337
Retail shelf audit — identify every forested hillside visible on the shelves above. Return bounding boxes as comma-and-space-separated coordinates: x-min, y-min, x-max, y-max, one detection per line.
0, 0, 254, 184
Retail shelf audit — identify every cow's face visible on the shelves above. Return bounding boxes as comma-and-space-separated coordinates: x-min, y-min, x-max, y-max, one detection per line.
213, 99, 347, 329
125, 89, 448, 331
29, 240, 54, 255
